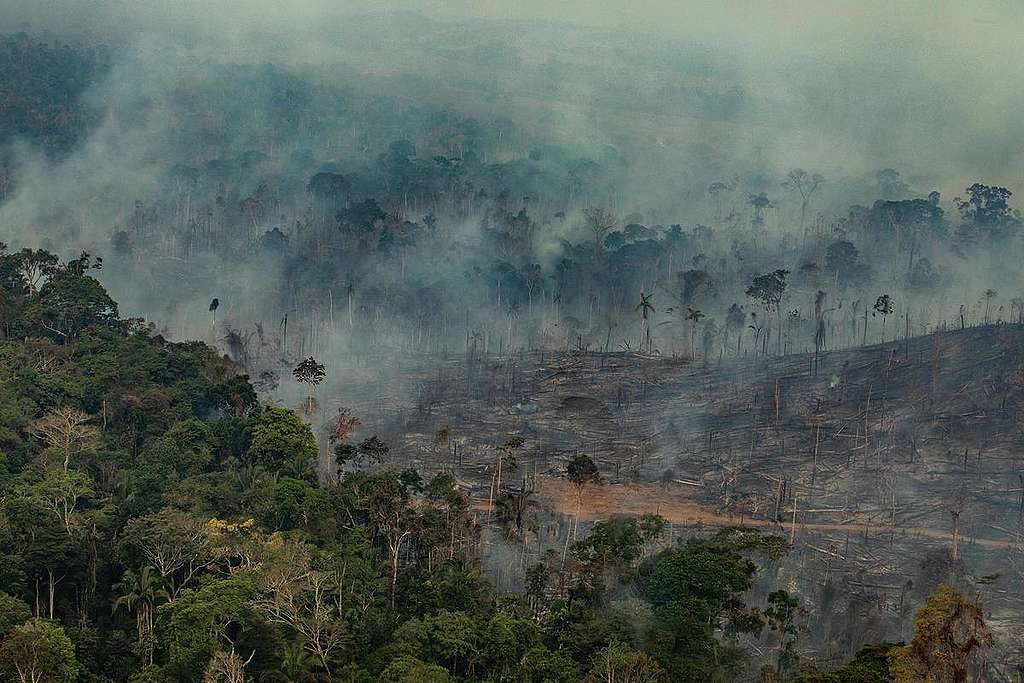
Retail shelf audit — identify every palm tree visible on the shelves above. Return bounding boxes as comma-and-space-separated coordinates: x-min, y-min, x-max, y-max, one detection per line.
265, 642, 314, 683
635, 292, 655, 353
685, 308, 704, 358
113, 566, 168, 665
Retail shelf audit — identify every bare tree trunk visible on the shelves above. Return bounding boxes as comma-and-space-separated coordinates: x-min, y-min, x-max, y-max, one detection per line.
951, 510, 960, 561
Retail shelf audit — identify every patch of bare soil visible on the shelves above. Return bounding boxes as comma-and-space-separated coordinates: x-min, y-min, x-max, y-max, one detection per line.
533, 474, 1023, 550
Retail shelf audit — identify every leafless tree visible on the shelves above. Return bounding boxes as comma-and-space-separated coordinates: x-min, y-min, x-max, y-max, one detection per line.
583, 206, 617, 257
783, 169, 824, 244
27, 407, 98, 472
203, 648, 254, 683
251, 540, 347, 676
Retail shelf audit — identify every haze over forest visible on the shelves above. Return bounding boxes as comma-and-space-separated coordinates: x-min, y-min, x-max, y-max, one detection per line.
2, 1, 1022, 359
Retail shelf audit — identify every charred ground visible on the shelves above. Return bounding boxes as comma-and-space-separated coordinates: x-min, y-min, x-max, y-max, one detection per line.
340, 322, 1024, 673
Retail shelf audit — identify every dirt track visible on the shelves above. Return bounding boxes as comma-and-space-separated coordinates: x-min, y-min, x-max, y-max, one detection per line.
529, 475, 1024, 551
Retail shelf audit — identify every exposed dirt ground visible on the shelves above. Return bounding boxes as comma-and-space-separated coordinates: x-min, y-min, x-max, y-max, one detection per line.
531, 475, 1023, 550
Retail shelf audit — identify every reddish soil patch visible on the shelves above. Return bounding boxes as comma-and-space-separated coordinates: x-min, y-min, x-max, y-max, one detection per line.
528, 475, 1023, 550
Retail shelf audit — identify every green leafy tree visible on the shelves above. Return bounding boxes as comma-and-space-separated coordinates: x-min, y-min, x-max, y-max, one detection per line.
793, 643, 900, 682
641, 529, 786, 679
745, 270, 789, 354
30, 255, 118, 343
118, 508, 214, 598
380, 655, 453, 683
248, 407, 318, 480
353, 471, 419, 608
156, 576, 263, 681
824, 240, 870, 286
394, 610, 481, 677
573, 517, 645, 583
138, 419, 213, 477
765, 590, 801, 676
292, 357, 326, 416
0, 593, 32, 639
0, 618, 81, 683
954, 183, 1021, 245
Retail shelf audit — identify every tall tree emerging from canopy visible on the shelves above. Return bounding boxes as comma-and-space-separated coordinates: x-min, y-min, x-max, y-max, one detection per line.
292, 357, 326, 416
954, 183, 1021, 245
782, 168, 824, 245
26, 407, 97, 473
209, 298, 219, 330
745, 269, 789, 355
32, 251, 118, 343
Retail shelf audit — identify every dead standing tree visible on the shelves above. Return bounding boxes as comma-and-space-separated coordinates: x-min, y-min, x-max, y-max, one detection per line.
583, 205, 617, 258
948, 492, 966, 562
487, 437, 524, 523
813, 290, 841, 375
782, 168, 824, 247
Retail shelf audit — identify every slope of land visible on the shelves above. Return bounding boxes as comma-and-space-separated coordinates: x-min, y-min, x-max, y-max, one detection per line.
342, 323, 1024, 671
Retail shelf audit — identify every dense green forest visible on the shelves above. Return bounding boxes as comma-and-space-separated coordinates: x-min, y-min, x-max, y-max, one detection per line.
0, 243, 999, 682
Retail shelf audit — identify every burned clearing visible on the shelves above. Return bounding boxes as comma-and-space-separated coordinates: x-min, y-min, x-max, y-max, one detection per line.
339, 323, 1024, 670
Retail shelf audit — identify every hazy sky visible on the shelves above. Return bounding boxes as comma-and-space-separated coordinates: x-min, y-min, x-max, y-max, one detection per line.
5, 0, 1022, 192
9, 1, 1021, 59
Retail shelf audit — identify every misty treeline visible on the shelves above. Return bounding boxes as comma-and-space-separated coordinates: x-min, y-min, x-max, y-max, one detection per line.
0, 249, 995, 681
0, 33, 111, 165
2, 32, 1022, 385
